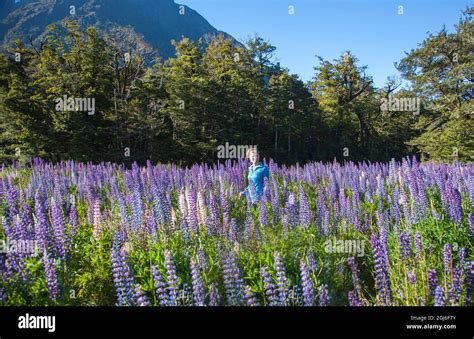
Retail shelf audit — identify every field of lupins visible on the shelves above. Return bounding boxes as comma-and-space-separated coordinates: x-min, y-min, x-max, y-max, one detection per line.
0, 157, 473, 306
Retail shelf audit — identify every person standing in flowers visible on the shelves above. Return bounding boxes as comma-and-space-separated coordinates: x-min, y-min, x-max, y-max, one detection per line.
240, 148, 269, 203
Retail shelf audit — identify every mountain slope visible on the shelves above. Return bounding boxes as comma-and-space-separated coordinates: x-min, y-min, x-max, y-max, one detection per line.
0, 0, 239, 59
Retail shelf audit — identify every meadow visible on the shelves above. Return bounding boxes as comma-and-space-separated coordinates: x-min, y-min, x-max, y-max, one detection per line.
0, 157, 473, 306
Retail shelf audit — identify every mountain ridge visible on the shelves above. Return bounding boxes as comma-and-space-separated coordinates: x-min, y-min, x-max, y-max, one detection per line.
0, 0, 239, 59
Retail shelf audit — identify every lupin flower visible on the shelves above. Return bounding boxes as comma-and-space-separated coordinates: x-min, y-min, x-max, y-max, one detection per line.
274, 254, 289, 305
443, 244, 452, 274
318, 284, 329, 306
190, 259, 206, 306
34, 190, 51, 254
51, 198, 67, 260
164, 250, 179, 306
209, 283, 221, 306
348, 290, 363, 306
414, 232, 422, 262
286, 192, 298, 228
228, 218, 238, 242
271, 177, 280, 223
399, 232, 411, 261
196, 190, 207, 227
449, 267, 462, 304
465, 261, 474, 306
134, 284, 151, 306
300, 260, 315, 306
259, 193, 268, 227
434, 285, 445, 306
185, 187, 198, 233
347, 257, 361, 295
298, 185, 312, 228
92, 199, 101, 240
207, 191, 218, 235
261, 266, 279, 306
43, 251, 60, 301
111, 235, 135, 306
244, 285, 260, 306
371, 234, 392, 305
222, 253, 244, 306
68, 196, 79, 238
152, 266, 169, 306
408, 270, 416, 285
428, 269, 438, 297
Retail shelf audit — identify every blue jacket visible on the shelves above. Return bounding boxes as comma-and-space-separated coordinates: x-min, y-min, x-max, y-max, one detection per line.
242, 162, 270, 202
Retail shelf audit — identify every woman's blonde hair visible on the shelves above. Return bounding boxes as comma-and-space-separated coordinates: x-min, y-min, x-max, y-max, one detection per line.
246, 147, 259, 160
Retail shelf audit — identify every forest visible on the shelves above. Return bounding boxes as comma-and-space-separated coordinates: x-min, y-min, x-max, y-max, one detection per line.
0, 7, 472, 165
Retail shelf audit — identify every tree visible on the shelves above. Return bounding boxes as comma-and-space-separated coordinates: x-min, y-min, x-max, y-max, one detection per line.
397, 6, 473, 162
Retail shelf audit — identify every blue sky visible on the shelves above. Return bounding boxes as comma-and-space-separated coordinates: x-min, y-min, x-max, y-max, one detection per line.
178, 0, 471, 88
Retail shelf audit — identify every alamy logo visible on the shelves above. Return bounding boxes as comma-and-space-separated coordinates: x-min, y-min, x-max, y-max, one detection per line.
55, 95, 95, 115
324, 237, 365, 257
18, 313, 56, 332
380, 96, 420, 115
0, 239, 38, 255
217, 143, 257, 159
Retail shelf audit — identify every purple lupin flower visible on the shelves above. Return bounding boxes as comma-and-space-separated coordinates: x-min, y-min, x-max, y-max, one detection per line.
92, 199, 101, 240
286, 192, 298, 228
259, 194, 268, 227
318, 284, 329, 306
428, 269, 439, 297
449, 267, 462, 304
458, 248, 466, 269
434, 285, 445, 306
34, 190, 51, 254
399, 232, 411, 261
465, 261, 474, 306
111, 234, 135, 306
164, 250, 179, 306
300, 260, 315, 306
185, 187, 199, 233
190, 259, 206, 306
261, 266, 279, 306
348, 290, 363, 306
209, 283, 220, 306
408, 270, 417, 285
298, 185, 312, 228
291, 286, 304, 306
380, 227, 391, 270
244, 285, 260, 306
468, 176, 474, 207
414, 232, 422, 262
274, 254, 289, 305
197, 247, 208, 271
152, 266, 169, 306
371, 234, 391, 305
443, 244, 452, 274
134, 284, 151, 306
220, 188, 230, 235
347, 257, 361, 296
43, 251, 60, 301
180, 283, 194, 306
68, 195, 79, 238
307, 252, 318, 274
196, 190, 207, 227
50, 197, 66, 260
207, 191, 218, 235
243, 206, 253, 243
271, 177, 280, 223
228, 218, 238, 242
222, 253, 244, 306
